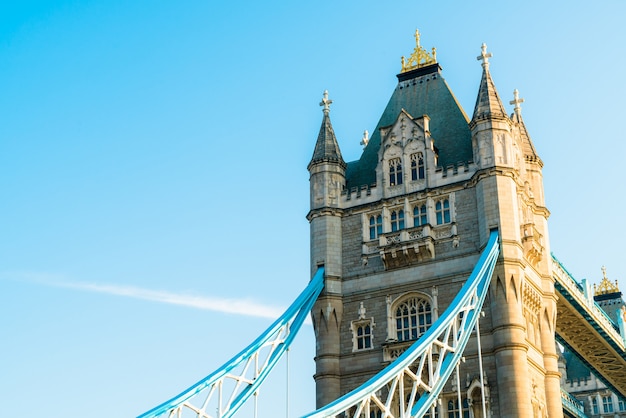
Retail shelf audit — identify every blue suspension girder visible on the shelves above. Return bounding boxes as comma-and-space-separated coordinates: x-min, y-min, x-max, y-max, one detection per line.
302, 231, 500, 418
138, 267, 325, 418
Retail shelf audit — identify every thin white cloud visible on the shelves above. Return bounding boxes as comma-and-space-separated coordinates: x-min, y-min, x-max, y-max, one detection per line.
58, 281, 286, 319
3, 272, 286, 320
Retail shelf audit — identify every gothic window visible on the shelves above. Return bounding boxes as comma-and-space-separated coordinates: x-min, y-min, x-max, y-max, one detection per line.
395, 296, 432, 341
369, 214, 383, 240
423, 408, 439, 418
618, 398, 625, 411
413, 204, 427, 226
602, 396, 614, 413
389, 158, 403, 186
435, 199, 451, 225
411, 152, 425, 180
351, 302, 374, 352
355, 323, 372, 350
390, 209, 405, 232
592, 398, 599, 415
447, 398, 470, 418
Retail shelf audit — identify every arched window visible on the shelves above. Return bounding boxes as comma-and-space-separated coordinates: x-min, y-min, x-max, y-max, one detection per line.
602, 395, 614, 413
448, 398, 470, 418
435, 199, 451, 225
413, 204, 427, 226
411, 152, 425, 180
389, 158, 403, 186
395, 296, 432, 341
369, 214, 383, 240
391, 209, 405, 232
592, 397, 599, 415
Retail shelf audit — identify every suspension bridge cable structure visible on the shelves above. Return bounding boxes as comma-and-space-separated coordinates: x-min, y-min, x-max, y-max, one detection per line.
138, 267, 325, 418
301, 230, 500, 418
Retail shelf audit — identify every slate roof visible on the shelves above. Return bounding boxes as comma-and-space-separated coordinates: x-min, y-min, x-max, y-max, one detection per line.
345, 64, 473, 189
308, 111, 346, 170
471, 63, 508, 123
511, 110, 542, 165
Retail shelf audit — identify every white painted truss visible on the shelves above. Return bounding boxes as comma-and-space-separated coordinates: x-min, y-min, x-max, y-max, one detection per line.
137, 267, 325, 418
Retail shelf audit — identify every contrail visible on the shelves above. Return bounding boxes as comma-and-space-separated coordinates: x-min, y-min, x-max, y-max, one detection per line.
3, 272, 286, 320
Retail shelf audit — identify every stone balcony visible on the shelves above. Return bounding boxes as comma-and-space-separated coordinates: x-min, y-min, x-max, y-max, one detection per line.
363, 223, 458, 270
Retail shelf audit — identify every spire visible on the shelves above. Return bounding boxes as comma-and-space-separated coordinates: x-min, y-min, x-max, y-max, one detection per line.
471, 43, 508, 123
308, 90, 346, 170
509, 89, 542, 165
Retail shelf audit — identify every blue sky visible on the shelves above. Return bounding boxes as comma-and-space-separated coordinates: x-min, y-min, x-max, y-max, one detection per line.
1, 1, 625, 417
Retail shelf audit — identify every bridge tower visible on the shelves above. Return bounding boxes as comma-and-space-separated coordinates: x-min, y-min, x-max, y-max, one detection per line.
308, 32, 562, 417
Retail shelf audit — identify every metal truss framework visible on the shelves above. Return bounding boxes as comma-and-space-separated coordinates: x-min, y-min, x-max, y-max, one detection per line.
560, 389, 588, 418
552, 256, 626, 400
138, 267, 325, 418
302, 230, 500, 418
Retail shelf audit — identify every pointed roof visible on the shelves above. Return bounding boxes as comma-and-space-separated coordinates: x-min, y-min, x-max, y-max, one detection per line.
509, 89, 542, 166
345, 63, 472, 189
308, 91, 346, 170
471, 44, 508, 124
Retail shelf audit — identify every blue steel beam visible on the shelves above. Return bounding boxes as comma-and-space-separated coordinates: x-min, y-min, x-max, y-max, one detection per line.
138, 267, 325, 418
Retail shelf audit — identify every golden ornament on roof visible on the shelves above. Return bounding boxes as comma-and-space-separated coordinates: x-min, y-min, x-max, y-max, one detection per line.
594, 266, 621, 296
400, 29, 437, 73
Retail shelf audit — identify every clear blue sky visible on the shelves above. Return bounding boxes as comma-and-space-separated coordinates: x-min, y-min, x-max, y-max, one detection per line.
1, 1, 625, 417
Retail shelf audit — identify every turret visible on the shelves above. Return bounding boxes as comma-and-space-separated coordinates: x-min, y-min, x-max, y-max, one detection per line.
307, 91, 346, 407
470, 43, 514, 171
308, 90, 346, 211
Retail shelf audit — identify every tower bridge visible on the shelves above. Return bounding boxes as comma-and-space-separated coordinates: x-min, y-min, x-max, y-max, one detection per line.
139, 32, 626, 418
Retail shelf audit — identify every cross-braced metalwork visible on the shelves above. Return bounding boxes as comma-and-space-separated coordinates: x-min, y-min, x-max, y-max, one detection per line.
552, 255, 626, 400
138, 268, 325, 418
302, 230, 499, 418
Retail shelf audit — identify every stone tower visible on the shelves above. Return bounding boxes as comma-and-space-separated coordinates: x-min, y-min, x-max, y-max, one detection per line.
307, 32, 562, 418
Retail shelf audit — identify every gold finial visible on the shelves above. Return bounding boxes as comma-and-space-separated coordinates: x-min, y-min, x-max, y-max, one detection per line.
400, 29, 437, 73
594, 266, 621, 296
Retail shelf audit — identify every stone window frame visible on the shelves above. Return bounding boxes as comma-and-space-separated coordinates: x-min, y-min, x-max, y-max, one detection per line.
350, 302, 375, 352
413, 202, 428, 227
410, 152, 425, 181
386, 291, 436, 343
591, 397, 599, 415
388, 157, 403, 186
602, 395, 614, 413
390, 208, 405, 232
446, 397, 470, 418
368, 213, 383, 240
351, 320, 374, 351
435, 198, 451, 225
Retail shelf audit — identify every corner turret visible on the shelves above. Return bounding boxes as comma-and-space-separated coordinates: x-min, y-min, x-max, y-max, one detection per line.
470, 44, 514, 170
307, 90, 346, 408
308, 90, 346, 210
